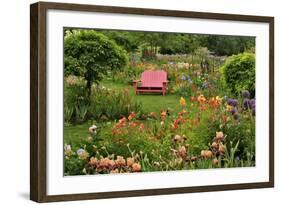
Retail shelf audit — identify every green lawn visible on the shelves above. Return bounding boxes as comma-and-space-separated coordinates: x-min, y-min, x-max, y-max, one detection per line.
101, 80, 181, 114
64, 122, 91, 150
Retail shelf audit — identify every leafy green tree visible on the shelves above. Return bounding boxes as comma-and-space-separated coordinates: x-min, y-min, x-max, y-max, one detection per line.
64, 30, 128, 95
100, 31, 141, 53
202, 35, 255, 56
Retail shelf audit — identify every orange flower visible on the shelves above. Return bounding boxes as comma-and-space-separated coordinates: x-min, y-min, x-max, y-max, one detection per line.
126, 157, 135, 167
89, 157, 98, 166
108, 159, 116, 168
150, 112, 157, 119
115, 156, 126, 166
173, 116, 183, 130
209, 97, 220, 109
130, 121, 138, 127
118, 117, 127, 124
178, 146, 187, 158
190, 96, 197, 102
128, 112, 136, 121
132, 163, 141, 172
160, 111, 167, 121
99, 157, 110, 167
197, 94, 206, 104
201, 150, 213, 159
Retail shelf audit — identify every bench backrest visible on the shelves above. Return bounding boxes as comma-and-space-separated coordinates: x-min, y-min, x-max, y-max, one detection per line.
141, 70, 167, 87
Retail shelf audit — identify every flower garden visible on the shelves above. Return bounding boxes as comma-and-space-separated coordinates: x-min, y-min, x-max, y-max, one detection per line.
63, 29, 256, 175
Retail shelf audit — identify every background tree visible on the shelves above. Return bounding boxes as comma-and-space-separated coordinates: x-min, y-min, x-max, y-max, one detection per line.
64, 30, 128, 95
100, 30, 141, 53
201, 35, 255, 56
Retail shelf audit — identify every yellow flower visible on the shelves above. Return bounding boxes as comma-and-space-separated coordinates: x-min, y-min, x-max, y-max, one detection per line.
226, 105, 233, 112
216, 96, 223, 103
179, 97, 186, 106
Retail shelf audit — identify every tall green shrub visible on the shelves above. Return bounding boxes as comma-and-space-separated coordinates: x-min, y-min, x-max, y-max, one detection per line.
64, 30, 128, 95
222, 53, 255, 96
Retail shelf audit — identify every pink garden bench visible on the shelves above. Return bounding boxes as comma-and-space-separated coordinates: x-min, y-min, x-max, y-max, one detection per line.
133, 70, 168, 95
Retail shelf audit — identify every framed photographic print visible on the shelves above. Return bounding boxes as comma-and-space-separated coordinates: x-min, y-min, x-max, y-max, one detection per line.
30, 1, 274, 202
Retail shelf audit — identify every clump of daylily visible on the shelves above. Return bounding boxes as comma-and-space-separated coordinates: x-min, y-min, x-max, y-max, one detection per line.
210, 131, 226, 157
87, 155, 142, 174
200, 131, 226, 165
209, 96, 223, 109
112, 117, 127, 135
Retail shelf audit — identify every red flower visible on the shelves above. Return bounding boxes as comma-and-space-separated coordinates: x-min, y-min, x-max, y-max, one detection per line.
128, 112, 136, 121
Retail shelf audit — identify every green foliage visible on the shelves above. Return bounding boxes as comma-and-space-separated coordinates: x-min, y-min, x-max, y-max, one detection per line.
64, 76, 89, 124
64, 29, 128, 92
64, 157, 86, 176
209, 107, 255, 159
201, 35, 255, 56
159, 34, 192, 54
222, 53, 255, 96
64, 77, 143, 123
89, 85, 143, 121
100, 31, 140, 52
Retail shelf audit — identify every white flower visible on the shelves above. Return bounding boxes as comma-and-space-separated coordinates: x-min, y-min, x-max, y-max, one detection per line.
160, 121, 164, 126
76, 148, 89, 160
64, 144, 71, 151
89, 124, 97, 133
77, 148, 85, 155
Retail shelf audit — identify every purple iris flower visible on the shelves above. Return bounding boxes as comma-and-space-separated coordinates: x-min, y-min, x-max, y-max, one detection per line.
227, 98, 238, 107
231, 107, 237, 115
249, 99, 256, 109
